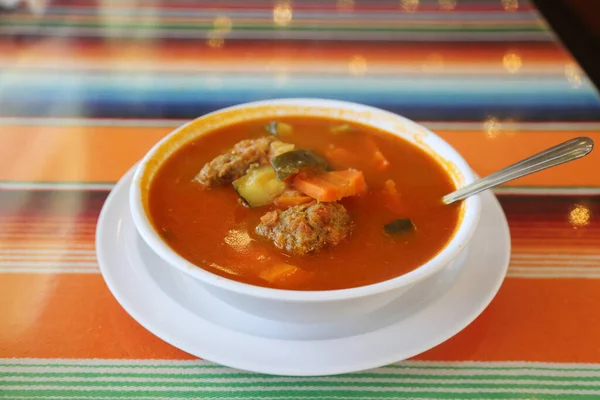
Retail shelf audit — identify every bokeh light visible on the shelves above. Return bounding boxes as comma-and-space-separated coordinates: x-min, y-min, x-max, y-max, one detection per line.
273, 1, 293, 26
569, 205, 591, 228
503, 52, 522, 73
501, 0, 518, 11
439, 0, 457, 11
565, 63, 582, 88
484, 116, 502, 139
348, 55, 368, 75
401, 0, 419, 13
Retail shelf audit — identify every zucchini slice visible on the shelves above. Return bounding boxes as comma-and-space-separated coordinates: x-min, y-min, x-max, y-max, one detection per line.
265, 121, 294, 137
232, 166, 287, 207
270, 149, 329, 181
383, 218, 415, 235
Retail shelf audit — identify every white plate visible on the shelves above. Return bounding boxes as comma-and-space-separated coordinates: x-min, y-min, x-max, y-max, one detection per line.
97, 167, 511, 376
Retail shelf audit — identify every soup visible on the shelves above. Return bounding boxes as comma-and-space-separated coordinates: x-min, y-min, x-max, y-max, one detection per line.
148, 116, 460, 291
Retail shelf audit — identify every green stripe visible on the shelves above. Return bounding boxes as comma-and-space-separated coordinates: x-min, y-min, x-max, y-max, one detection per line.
2, 20, 545, 32
3, 381, 600, 390
3, 371, 600, 382
385, 364, 600, 372
1, 390, 598, 399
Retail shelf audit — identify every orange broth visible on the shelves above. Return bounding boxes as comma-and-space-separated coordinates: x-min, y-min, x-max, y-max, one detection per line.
148, 116, 460, 290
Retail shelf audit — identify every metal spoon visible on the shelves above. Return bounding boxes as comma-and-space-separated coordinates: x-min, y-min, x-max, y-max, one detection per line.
442, 137, 594, 205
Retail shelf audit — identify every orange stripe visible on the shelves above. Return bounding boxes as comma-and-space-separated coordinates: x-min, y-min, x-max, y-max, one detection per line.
417, 279, 600, 362
0, 274, 599, 361
0, 39, 572, 66
0, 274, 193, 360
0, 125, 597, 186
0, 125, 168, 183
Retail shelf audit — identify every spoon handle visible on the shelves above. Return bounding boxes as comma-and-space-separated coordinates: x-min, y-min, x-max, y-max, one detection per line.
442, 137, 594, 205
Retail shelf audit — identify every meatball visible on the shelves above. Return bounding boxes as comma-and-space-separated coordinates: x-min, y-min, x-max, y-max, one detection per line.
195, 136, 290, 188
256, 202, 352, 255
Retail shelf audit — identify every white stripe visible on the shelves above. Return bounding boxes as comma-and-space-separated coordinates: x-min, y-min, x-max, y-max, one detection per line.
0, 233, 95, 237
5, 269, 595, 278
0, 268, 99, 274
0, 26, 553, 41
0, 261, 97, 267
507, 272, 600, 279
0, 219, 96, 223
494, 187, 600, 195
512, 249, 600, 255
2, 250, 586, 259
511, 267, 600, 273
1, 118, 599, 131
2, 260, 600, 277
0, 255, 97, 261
2, 385, 600, 394
0, 217, 95, 222
0, 234, 94, 241
512, 254, 600, 260
0, 244, 95, 249
9, 265, 600, 278
4, 376, 600, 386
422, 122, 600, 131
0, 250, 596, 260
5, 366, 600, 378
0, 180, 598, 194
0, 62, 576, 76
0, 228, 95, 233
4, 358, 600, 370
511, 260, 600, 266
0, 249, 96, 255
0, 117, 186, 127
0, 182, 114, 191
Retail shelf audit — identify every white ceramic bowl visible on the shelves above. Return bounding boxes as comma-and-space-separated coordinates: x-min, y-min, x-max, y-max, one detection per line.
129, 99, 482, 323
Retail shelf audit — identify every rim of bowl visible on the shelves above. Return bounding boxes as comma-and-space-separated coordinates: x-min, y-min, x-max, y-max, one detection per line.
129, 98, 482, 302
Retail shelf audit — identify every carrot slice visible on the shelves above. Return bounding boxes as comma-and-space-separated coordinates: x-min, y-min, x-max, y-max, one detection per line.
274, 194, 314, 208
259, 263, 313, 288
293, 169, 367, 202
382, 179, 404, 214
273, 189, 314, 209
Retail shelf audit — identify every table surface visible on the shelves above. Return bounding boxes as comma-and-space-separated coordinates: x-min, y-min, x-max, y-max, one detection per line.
1, 0, 600, 398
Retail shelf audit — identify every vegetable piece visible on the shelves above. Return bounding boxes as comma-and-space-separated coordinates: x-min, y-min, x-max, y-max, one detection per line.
259, 263, 313, 288
374, 150, 391, 170
232, 165, 287, 207
273, 189, 314, 209
365, 137, 390, 170
330, 123, 353, 135
382, 179, 404, 214
270, 149, 329, 181
293, 169, 367, 202
269, 141, 295, 158
265, 121, 294, 137
325, 147, 358, 169
384, 218, 415, 235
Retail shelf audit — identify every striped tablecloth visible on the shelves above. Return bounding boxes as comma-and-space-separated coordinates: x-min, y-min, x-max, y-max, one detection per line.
1, 0, 600, 398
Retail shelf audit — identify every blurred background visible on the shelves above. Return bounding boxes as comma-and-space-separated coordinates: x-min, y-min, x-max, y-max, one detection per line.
0, 0, 598, 187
